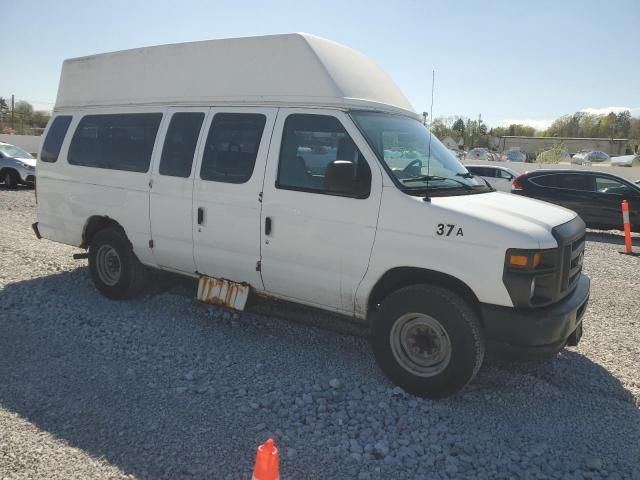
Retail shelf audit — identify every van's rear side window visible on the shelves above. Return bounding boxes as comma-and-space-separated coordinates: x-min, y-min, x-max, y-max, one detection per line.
159, 112, 205, 178
41, 116, 72, 163
68, 113, 162, 172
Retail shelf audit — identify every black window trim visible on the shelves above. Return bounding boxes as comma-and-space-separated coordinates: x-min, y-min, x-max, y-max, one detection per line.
529, 172, 595, 193
275, 112, 372, 200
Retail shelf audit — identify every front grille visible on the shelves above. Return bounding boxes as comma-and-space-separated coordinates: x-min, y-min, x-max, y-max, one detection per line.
553, 217, 586, 301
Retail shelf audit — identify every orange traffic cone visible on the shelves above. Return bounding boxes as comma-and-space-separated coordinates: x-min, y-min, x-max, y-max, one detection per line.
252, 438, 280, 480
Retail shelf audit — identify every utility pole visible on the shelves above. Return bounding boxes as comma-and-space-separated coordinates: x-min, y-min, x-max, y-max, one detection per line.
11, 94, 14, 129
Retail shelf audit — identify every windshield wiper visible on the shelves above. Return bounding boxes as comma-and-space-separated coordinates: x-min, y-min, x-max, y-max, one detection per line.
456, 172, 474, 179
457, 171, 495, 191
401, 175, 474, 191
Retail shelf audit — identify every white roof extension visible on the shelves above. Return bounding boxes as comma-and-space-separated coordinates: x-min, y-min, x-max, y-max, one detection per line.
55, 33, 417, 118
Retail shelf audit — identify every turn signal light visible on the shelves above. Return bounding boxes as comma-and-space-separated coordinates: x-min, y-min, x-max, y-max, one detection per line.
508, 253, 542, 268
509, 255, 529, 266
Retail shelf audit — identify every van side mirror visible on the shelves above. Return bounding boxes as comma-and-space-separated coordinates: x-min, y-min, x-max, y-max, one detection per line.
323, 160, 369, 197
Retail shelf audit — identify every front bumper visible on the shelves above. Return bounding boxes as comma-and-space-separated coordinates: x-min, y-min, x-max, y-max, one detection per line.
17, 165, 36, 184
481, 274, 590, 357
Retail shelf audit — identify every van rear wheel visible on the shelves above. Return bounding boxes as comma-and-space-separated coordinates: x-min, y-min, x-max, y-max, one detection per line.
88, 227, 148, 299
371, 284, 485, 399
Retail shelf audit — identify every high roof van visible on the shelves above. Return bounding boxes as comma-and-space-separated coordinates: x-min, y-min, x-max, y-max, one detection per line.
34, 33, 589, 398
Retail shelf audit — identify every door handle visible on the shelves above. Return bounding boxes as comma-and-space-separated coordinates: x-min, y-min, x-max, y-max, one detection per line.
197, 207, 204, 225
265, 217, 272, 235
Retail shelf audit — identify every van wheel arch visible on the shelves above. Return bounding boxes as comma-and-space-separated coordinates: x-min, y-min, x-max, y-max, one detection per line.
81, 216, 126, 248
367, 267, 482, 322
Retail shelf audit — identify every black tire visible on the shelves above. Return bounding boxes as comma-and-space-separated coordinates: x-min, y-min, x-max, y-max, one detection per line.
3, 170, 19, 189
371, 284, 485, 399
88, 227, 148, 300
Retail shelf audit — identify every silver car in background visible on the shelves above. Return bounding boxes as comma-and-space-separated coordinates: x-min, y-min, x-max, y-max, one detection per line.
0, 142, 36, 188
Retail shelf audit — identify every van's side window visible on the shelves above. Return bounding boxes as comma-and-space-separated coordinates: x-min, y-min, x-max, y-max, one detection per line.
277, 114, 371, 198
200, 113, 266, 183
159, 112, 204, 178
68, 113, 162, 172
41, 116, 72, 163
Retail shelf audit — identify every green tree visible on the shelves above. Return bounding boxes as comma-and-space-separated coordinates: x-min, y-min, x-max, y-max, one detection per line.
452, 118, 465, 136
31, 110, 51, 129
0, 97, 8, 122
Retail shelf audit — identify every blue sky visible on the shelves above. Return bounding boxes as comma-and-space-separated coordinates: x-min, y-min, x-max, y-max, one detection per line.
3, 0, 639, 130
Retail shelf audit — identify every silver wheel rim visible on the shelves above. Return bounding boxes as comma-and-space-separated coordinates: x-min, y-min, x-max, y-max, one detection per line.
95, 245, 121, 286
390, 313, 452, 377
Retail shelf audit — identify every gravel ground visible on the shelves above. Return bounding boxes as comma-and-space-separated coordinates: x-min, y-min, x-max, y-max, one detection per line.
1, 186, 639, 480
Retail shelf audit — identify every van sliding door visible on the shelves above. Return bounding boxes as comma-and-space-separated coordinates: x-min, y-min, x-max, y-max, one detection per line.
192, 107, 277, 288
149, 107, 208, 273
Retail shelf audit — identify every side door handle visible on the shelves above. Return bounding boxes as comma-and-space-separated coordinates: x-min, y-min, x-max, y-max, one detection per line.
265, 217, 272, 236
197, 207, 204, 225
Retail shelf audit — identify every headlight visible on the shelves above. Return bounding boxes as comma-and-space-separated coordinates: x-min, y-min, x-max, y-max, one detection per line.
504, 248, 558, 307
18, 161, 34, 170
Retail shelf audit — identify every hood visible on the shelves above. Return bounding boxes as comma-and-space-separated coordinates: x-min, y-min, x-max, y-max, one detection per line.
431, 191, 577, 249
15, 157, 37, 167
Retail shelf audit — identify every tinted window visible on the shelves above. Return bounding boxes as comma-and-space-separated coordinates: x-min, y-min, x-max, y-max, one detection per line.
555, 174, 594, 191
200, 113, 266, 183
277, 114, 371, 198
596, 176, 632, 195
68, 113, 162, 172
466, 166, 487, 176
159, 112, 204, 178
497, 169, 514, 179
41, 116, 72, 163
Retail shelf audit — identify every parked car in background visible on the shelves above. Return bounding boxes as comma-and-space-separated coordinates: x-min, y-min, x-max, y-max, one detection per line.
610, 154, 638, 167
466, 147, 491, 160
502, 150, 526, 162
0, 141, 36, 188
512, 169, 640, 231
465, 164, 518, 192
571, 150, 609, 165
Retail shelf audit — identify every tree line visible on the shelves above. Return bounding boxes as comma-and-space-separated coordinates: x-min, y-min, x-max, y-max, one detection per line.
0, 97, 51, 135
430, 110, 640, 153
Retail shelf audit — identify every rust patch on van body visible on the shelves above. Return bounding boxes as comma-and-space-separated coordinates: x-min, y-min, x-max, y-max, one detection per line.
196, 276, 250, 310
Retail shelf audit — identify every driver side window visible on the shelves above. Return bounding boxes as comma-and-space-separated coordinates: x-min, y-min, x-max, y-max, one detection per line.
276, 114, 371, 198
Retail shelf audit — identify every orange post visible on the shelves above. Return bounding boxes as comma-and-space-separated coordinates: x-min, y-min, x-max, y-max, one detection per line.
252, 438, 280, 480
622, 200, 633, 254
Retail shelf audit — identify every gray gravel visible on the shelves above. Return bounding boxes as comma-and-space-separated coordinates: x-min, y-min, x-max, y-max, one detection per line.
1, 186, 639, 479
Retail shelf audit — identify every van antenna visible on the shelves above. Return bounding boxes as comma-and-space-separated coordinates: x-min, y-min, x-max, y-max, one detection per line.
427, 69, 435, 179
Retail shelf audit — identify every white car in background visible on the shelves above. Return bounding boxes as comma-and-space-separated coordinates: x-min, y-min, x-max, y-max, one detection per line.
610, 154, 638, 167
464, 164, 518, 192
572, 150, 609, 165
0, 142, 37, 188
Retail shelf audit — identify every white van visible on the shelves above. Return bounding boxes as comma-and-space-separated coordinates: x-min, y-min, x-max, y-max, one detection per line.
34, 34, 589, 398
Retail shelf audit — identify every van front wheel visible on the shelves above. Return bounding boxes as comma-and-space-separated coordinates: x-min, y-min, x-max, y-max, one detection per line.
371, 284, 485, 399
88, 227, 148, 300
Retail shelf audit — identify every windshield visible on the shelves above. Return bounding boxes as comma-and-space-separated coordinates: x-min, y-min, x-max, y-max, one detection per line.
350, 111, 488, 195
0, 144, 34, 159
